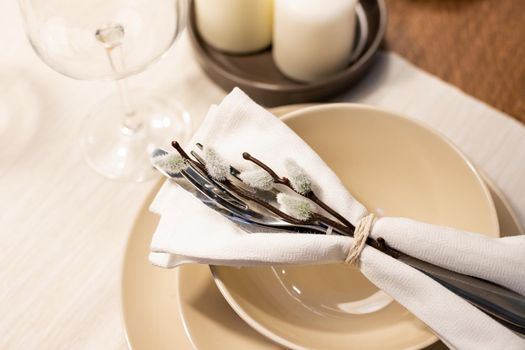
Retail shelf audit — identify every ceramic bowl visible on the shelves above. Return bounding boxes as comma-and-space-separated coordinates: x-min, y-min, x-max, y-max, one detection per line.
210, 104, 499, 350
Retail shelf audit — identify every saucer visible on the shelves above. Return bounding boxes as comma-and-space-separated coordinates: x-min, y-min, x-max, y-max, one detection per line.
187, 0, 386, 107
121, 105, 521, 350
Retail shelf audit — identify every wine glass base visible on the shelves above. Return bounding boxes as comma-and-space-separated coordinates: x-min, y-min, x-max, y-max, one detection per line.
79, 91, 192, 182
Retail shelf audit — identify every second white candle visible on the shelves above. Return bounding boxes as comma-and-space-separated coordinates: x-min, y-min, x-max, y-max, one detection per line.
273, 0, 357, 82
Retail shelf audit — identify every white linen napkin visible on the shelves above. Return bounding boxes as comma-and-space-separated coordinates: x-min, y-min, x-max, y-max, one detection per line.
149, 88, 525, 350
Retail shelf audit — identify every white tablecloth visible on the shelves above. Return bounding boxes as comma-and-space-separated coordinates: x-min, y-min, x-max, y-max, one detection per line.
0, 0, 523, 348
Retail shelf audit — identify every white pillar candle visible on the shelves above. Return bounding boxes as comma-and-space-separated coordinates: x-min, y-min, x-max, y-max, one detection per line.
195, 0, 273, 54
273, 0, 357, 82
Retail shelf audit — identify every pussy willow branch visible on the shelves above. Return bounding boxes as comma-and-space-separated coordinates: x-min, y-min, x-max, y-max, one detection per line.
241, 152, 398, 257
172, 141, 206, 173
172, 143, 311, 226
223, 179, 349, 233
171, 142, 397, 256
242, 152, 355, 231
172, 143, 350, 233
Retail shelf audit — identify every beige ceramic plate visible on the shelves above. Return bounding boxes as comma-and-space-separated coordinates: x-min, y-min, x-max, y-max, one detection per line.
121, 104, 522, 350
121, 175, 520, 350
210, 104, 500, 350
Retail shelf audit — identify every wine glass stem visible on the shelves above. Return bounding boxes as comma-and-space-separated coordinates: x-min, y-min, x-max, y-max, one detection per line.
105, 46, 142, 134
115, 78, 141, 133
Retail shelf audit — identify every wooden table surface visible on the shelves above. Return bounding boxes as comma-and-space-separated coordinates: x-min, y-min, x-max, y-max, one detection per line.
384, 0, 525, 124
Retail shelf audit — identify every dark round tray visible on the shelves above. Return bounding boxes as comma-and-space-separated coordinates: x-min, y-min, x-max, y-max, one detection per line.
187, 0, 386, 107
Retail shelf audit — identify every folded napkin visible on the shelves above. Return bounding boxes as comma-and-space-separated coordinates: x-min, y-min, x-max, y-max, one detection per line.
149, 88, 525, 349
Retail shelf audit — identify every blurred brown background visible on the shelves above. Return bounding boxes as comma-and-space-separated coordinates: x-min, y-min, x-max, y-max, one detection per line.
384, 0, 525, 124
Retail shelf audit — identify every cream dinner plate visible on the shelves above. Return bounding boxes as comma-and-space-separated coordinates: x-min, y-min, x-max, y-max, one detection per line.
121, 104, 522, 350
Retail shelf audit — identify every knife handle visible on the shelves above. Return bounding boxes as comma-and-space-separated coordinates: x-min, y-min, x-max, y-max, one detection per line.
397, 253, 525, 335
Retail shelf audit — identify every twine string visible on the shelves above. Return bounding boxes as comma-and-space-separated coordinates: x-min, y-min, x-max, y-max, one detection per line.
345, 213, 375, 265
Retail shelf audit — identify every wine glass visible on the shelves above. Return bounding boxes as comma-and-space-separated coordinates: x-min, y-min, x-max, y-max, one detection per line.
19, 0, 191, 182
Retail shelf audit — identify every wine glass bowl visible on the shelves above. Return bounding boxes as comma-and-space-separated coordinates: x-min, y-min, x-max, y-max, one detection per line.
20, 0, 186, 80
19, 0, 191, 182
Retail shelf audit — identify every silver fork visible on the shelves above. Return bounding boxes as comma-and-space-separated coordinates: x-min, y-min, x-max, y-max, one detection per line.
181, 162, 329, 234
151, 149, 253, 226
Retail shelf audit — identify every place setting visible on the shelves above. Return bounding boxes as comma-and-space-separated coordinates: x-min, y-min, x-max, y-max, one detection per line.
122, 88, 525, 349
118, 1, 525, 350
3, 0, 524, 349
